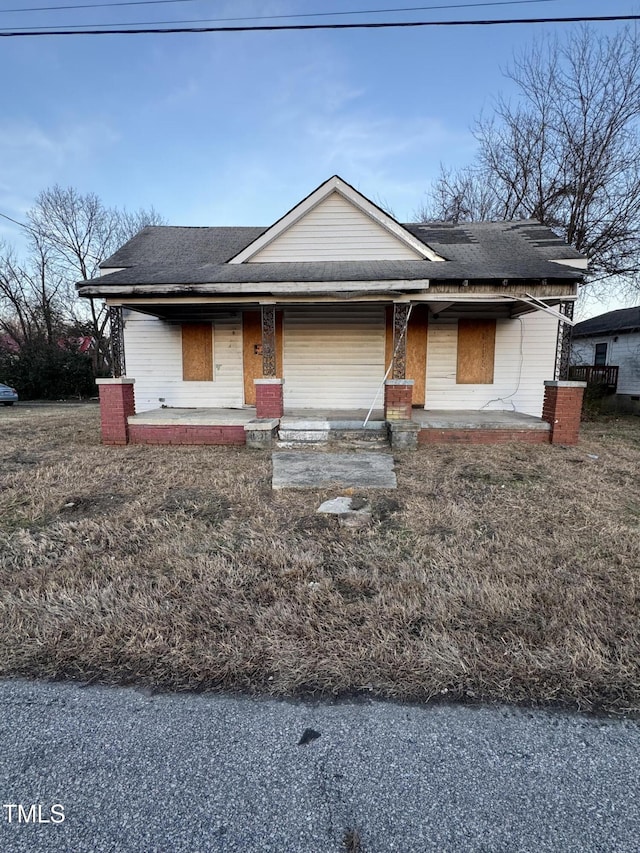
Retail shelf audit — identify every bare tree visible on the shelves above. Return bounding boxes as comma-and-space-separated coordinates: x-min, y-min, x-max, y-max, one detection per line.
415, 165, 503, 223
26, 186, 165, 371
0, 240, 65, 346
420, 27, 640, 294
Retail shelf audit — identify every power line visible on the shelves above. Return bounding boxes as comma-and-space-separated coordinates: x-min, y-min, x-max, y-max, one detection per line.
0, 212, 36, 237
1, 0, 200, 13
0, 0, 565, 13
0, 211, 26, 228
0, 2, 568, 32
0, 15, 639, 37
2, 1, 569, 32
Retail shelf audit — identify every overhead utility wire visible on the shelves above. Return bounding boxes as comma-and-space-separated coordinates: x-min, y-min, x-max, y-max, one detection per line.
0, 0, 565, 14
0, 2, 568, 31
0, 15, 639, 36
1, 0, 200, 13
6, 1, 568, 31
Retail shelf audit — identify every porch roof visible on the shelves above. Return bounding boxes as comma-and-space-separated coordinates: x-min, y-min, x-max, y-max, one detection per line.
113, 294, 571, 323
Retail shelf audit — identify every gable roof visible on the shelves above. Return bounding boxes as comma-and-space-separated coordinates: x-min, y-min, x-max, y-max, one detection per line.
227, 176, 444, 263
87, 176, 587, 297
572, 306, 640, 338
92, 219, 586, 291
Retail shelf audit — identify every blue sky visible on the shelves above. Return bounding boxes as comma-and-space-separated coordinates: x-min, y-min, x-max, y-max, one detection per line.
0, 0, 638, 315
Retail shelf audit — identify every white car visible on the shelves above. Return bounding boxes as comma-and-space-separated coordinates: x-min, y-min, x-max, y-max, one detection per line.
0, 383, 18, 406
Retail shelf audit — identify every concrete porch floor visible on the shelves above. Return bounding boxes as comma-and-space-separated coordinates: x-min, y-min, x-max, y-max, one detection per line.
128, 406, 548, 431
412, 409, 550, 432
128, 407, 257, 426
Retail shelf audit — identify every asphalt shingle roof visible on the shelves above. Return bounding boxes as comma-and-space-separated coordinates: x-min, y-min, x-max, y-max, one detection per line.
82, 219, 585, 292
572, 306, 640, 337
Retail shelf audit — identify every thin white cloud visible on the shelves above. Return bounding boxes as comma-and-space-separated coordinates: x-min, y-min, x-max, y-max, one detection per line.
0, 118, 120, 242
306, 113, 467, 165
160, 78, 201, 108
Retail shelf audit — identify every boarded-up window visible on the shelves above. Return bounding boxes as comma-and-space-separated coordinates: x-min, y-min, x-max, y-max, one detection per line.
456, 319, 496, 384
182, 323, 213, 381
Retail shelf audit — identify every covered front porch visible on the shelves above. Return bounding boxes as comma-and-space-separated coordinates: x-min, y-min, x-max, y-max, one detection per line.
97, 292, 586, 448
106, 288, 576, 417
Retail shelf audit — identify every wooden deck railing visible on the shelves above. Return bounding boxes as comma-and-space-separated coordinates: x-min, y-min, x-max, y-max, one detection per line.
568, 365, 619, 390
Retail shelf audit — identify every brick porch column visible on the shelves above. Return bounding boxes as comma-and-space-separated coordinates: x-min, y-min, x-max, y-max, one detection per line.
542, 380, 587, 445
255, 378, 284, 419
96, 378, 135, 445
384, 379, 414, 420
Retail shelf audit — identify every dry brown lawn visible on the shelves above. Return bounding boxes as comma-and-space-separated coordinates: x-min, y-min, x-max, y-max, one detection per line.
0, 403, 638, 713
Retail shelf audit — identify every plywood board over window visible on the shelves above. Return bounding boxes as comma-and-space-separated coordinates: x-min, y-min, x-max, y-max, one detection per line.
182, 323, 213, 381
456, 319, 496, 384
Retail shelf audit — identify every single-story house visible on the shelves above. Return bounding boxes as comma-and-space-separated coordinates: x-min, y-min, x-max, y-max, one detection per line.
77, 176, 588, 447
570, 306, 640, 413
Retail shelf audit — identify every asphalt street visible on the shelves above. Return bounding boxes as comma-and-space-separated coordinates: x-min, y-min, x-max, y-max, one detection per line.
0, 678, 638, 853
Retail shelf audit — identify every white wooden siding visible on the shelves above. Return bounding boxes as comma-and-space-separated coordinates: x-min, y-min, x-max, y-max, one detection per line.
250, 192, 422, 262
123, 310, 244, 412
571, 332, 640, 395
425, 312, 558, 416
283, 307, 386, 408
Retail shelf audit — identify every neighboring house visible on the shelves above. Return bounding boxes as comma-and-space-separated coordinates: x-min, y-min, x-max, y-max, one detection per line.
77, 175, 588, 447
58, 335, 94, 355
0, 333, 20, 354
0, 333, 93, 354
570, 306, 640, 413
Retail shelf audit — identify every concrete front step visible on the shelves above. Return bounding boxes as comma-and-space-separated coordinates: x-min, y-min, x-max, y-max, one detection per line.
278, 428, 389, 444
277, 418, 389, 450
276, 440, 390, 451
277, 417, 389, 449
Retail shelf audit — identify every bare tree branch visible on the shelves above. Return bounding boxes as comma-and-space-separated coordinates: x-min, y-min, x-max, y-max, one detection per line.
22, 188, 165, 372
419, 26, 640, 297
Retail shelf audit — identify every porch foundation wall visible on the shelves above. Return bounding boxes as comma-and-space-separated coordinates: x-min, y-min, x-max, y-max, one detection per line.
96, 378, 135, 446
388, 420, 421, 450
244, 419, 280, 450
418, 428, 550, 445
542, 380, 587, 445
128, 424, 246, 446
255, 379, 284, 419
384, 380, 414, 420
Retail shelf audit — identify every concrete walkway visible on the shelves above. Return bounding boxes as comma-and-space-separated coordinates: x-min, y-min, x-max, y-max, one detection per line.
272, 451, 397, 489
0, 679, 638, 853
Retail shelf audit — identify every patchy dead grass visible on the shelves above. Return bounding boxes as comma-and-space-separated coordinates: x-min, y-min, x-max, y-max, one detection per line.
0, 403, 639, 713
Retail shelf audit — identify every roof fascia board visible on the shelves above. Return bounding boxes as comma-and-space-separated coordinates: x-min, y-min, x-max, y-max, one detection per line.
573, 326, 640, 338
77, 279, 432, 298
108, 294, 415, 308
549, 257, 589, 270
98, 267, 126, 277
227, 176, 445, 264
